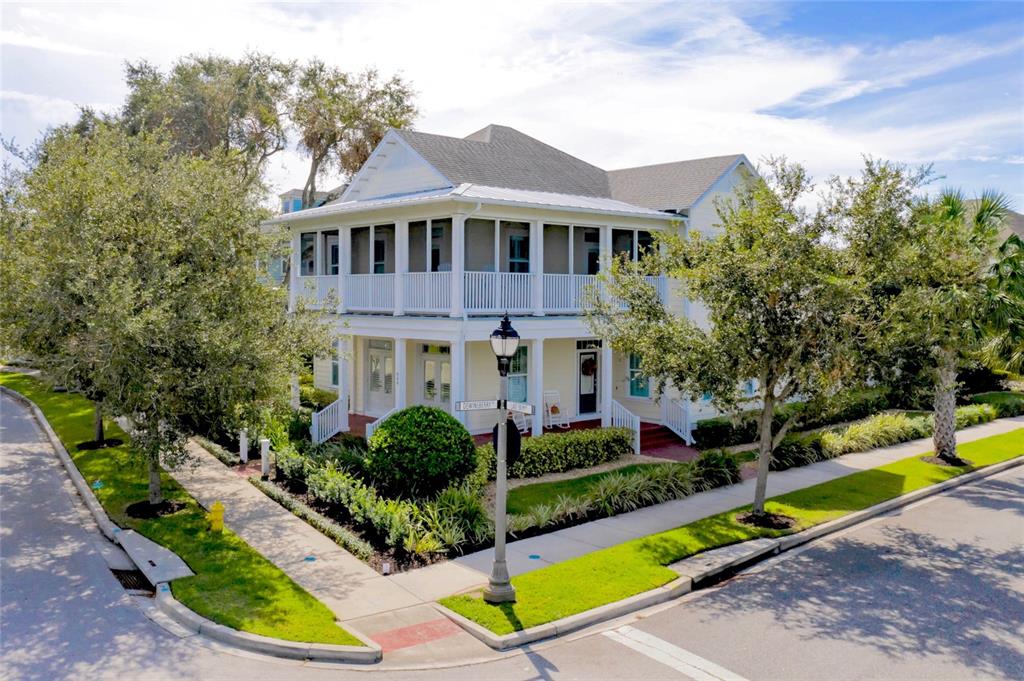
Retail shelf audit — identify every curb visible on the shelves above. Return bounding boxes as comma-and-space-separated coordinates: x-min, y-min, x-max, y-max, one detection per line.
433, 576, 692, 651
436, 452, 1024, 651
1, 385, 121, 542
1, 384, 382, 664
154, 584, 382, 663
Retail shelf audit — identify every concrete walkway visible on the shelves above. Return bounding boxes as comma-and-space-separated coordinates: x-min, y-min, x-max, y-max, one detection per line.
168, 416, 1023, 664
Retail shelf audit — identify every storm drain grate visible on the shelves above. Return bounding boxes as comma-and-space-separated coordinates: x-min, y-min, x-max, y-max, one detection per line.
111, 569, 154, 593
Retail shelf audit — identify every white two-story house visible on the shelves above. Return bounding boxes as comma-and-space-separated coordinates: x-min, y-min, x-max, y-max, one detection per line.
266, 124, 752, 450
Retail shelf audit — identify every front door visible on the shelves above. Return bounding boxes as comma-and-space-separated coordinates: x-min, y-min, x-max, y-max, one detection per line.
366, 340, 394, 415
422, 354, 451, 411
578, 350, 598, 414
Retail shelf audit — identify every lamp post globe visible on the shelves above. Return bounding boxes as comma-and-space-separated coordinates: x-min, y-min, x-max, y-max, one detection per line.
484, 313, 518, 603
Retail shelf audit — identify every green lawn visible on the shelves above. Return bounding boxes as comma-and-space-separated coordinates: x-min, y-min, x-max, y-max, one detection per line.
441, 427, 1024, 635
1, 372, 361, 646
507, 464, 664, 515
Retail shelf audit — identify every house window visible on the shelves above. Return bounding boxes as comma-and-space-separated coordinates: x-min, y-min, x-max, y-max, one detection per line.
628, 353, 650, 398
576, 339, 602, 350
431, 226, 443, 272
701, 391, 712, 402
292, 198, 302, 212
508, 346, 528, 402
744, 380, 757, 396
373, 238, 386, 274
300, 233, 316, 276
331, 358, 339, 387
509, 235, 529, 273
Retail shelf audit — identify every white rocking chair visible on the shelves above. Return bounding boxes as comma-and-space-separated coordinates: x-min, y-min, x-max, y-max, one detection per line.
543, 390, 570, 430
511, 410, 531, 435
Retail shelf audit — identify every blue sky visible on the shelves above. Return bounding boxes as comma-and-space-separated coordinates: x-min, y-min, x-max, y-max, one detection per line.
2, 1, 1022, 207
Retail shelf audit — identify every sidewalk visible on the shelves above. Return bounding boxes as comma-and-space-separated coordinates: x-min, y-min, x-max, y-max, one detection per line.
169, 416, 1023, 664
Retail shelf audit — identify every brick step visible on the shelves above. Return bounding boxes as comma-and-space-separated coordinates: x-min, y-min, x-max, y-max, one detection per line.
639, 424, 686, 450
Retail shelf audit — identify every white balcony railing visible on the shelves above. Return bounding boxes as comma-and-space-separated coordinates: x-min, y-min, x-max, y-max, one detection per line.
345, 274, 394, 312
463, 272, 532, 314
299, 275, 339, 311
542, 274, 598, 313
404, 272, 451, 314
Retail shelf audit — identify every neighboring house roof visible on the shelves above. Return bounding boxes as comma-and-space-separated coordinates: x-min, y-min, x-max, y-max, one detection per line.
607, 154, 746, 212
264, 182, 675, 226
964, 200, 1024, 244
393, 125, 611, 198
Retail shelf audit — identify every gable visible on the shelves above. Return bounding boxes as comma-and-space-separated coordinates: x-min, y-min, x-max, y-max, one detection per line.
341, 131, 453, 202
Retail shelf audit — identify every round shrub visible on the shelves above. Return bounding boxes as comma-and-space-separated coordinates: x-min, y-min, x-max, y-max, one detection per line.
364, 406, 477, 498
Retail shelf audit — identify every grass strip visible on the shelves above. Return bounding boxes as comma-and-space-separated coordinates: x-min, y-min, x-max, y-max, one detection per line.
507, 463, 664, 515
1, 372, 361, 646
441, 427, 1024, 635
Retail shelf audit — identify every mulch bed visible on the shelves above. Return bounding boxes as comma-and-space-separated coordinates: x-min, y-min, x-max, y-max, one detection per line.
920, 455, 972, 467
125, 499, 187, 519
736, 510, 797, 530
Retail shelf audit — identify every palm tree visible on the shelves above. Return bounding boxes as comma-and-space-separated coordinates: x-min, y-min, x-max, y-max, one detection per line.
919, 190, 1023, 463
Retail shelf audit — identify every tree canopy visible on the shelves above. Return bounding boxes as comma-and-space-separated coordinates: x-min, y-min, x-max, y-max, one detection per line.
589, 159, 860, 519
1, 122, 332, 505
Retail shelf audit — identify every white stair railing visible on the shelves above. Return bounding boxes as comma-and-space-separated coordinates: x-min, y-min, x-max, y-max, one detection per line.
610, 399, 641, 453
310, 396, 347, 445
364, 407, 397, 443
664, 398, 693, 444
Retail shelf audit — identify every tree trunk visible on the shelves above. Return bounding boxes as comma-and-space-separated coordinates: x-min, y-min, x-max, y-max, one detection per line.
148, 457, 163, 506
933, 350, 959, 463
752, 395, 775, 515
93, 402, 104, 444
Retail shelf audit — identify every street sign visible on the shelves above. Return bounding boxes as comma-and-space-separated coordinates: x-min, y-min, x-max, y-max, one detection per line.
456, 400, 499, 412
505, 400, 534, 415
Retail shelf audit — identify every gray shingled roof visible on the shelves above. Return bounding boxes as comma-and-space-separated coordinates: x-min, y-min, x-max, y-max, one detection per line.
607, 154, 745, 211
395, 125, 611, 198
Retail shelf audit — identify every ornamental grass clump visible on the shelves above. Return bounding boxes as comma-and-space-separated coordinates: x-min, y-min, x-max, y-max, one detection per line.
821, 412, 931, 457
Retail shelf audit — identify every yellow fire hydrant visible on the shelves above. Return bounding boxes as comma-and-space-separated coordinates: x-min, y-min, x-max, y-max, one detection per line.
208, 501, 225, 533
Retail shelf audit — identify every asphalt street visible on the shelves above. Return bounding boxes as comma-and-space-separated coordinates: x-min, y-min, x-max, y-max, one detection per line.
2, 390, 1022, 681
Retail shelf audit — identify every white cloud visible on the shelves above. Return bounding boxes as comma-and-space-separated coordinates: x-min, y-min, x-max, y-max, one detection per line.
1, 1, 1020, 197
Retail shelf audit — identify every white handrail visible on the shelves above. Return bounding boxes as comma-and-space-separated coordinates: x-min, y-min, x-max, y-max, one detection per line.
364, 407, 397, 442
664, 398, 693, 444
310, 396, 347, 445
610, 399, 641, 453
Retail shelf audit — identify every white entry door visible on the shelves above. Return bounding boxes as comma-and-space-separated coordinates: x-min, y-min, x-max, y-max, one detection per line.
366, 339, 394, 415
420, 344, 451, 411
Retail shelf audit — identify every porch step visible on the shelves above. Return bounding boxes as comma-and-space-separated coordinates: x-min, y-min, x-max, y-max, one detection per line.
639, 423, 686, 451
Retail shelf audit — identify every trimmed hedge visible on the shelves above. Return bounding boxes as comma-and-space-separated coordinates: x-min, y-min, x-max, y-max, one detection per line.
770, 432, 827, 471
969, 392, 1024, 417
194, 435, 237, 466
300, 385, 338, 410
476, 427, 634, 480
250, 477, 373, 560
365, 406, 477, 498
693, 388, 890, 449
690, 449, 742, 489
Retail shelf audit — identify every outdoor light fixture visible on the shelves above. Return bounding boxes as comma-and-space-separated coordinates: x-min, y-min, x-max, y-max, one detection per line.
489, 313, 520, 376
484, 312, 519, 604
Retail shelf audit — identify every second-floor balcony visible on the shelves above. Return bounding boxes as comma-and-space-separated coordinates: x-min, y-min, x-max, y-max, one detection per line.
300, 271, 667, 316
292, 217, 668, 317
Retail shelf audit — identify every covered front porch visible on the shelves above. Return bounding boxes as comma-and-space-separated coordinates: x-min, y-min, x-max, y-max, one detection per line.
310, 328, 694, 454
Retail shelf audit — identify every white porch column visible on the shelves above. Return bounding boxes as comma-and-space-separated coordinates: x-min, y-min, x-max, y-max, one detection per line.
394, 219, 408, 316
338, 226, 351, 314
450, 214, 465, 317
394, 337, 407, 410
531, 220, 544, 316
314, 230, 323, 276
531, 338, 544, 435
599, 225, 611, 270
600, 342, 613, 426
289, 230, 300, 312
337, 337, 350, 431
451, 337, 466, 424
368, 225, 375, 273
